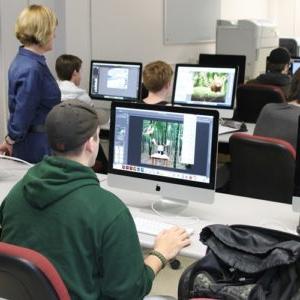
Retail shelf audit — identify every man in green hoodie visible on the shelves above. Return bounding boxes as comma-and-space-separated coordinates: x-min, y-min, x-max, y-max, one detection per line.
0, 99, 190, 300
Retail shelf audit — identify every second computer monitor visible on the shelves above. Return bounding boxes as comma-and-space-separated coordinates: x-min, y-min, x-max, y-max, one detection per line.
172, 64, 238, 119
89, 60, 142, 102
291, 57, 300, 75
199, 53, 246, 85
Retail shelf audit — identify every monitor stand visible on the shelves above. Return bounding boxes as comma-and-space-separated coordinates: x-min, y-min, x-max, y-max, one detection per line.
152, 197, 189, 216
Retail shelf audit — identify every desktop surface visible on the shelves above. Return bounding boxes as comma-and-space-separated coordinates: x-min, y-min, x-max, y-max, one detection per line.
98, 174, 299, 259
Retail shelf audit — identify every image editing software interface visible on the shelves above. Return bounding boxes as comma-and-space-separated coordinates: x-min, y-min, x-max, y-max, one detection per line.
172, 64, 238, 112
108, 103, 219, 204
89, 61, 142, 101
199, 53, 246, 85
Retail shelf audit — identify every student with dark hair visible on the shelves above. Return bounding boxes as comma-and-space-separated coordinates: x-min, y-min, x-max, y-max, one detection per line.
247, 47, 291, 98
142, 60, 173, 105
0, 5, 60, 163
254, 67, 300, 149
0, 99, 190, 299
55, 54, 93, 106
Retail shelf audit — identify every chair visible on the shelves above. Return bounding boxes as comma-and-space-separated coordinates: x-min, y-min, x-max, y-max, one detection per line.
233, 83, 286, 123
141, 82, 149, 100
0, 242, 70, 300
279, 38, 298, 57
178, 260, 217, 300
229, 133, 295, 203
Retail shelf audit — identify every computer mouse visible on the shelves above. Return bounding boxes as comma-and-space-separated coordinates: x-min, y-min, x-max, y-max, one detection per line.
240, 122, 247, 132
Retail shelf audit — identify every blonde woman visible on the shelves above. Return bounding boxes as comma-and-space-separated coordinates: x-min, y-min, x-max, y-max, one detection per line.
0, 5, 61, 163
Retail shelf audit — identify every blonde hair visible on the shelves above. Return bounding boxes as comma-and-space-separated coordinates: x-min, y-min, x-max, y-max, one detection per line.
143, 61, 173, 93
15, 5, 57, 47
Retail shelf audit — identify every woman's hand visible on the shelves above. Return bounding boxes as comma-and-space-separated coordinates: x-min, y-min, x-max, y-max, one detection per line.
0, 141, 13, 156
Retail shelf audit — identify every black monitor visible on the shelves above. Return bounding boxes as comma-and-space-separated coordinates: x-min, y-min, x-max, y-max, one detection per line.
89, 60, 142, 102
292, 116, 300, 233
291, 57, 300, 75
108, 102, 219, 207
199, 54, 246, 85
172, 64, 238, 119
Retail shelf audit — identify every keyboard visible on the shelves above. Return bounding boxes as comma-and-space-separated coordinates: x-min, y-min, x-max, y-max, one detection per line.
133, 216, 194, 236
218, 124, 240, 135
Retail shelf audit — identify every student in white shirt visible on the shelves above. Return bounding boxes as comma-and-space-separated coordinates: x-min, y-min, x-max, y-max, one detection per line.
55, 54, 109, 124
55, 54, 93, 106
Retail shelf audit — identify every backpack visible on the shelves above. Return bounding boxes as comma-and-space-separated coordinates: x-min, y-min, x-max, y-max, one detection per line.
178, 224, 300, 300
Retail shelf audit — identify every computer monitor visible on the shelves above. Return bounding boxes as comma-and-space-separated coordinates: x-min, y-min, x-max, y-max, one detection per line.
89, 60, 142, 103
107, 102, 219, 209
291, 57, 300, 75
292, 116, 300, 227
172, 64, 238, 119
199, 53, 246, 85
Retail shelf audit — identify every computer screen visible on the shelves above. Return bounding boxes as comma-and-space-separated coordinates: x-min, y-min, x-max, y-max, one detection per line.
172, 64, 238, 119
291, 57, 300, 75
107, 102, 219, 206
199, 53, 246, 85
293, 116, 300, 213
89, 60, 142, 102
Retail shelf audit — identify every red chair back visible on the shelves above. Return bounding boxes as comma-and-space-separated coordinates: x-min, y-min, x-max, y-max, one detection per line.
229, 133, 295, 203
233, 84, 286, 123
0, 242, 70, 300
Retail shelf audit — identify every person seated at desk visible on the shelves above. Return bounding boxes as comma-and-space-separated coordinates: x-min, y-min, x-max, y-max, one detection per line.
247, 47, 291, 99
0, 99, 190, 300
142, 60, 173, 105
254, 68, 300, 149
55, 54, 94, 106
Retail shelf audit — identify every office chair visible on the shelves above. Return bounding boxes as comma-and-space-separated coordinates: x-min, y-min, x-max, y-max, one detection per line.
229, 133, 295, 203
141, 82, 149, 100
233, 83, 286, 123
0, 242, 71, 300
178, 260, 217, 300
279, 38, 298, 57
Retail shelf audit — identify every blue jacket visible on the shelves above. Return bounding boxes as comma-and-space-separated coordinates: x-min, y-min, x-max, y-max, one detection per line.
8, 47, 61, 163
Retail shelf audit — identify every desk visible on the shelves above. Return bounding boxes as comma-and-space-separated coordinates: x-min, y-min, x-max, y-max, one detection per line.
98, 175, 299, 259
218, 122, 255, 143
0, 161, 298, 260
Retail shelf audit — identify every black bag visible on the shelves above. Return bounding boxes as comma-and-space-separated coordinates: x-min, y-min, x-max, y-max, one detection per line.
178, 224, 300, 300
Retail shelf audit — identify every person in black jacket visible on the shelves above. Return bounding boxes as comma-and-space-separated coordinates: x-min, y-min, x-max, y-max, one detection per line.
247, 47, 291, 98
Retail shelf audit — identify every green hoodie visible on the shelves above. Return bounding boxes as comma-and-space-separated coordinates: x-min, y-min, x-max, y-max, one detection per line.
0, 156, 154, 299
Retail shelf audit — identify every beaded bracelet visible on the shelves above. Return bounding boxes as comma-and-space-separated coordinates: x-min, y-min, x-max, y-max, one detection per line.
148, 250, 167, 268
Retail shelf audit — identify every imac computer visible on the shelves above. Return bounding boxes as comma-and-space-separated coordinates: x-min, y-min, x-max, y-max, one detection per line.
107, 102, 219, 210
199, 53, 246, 85
172, 64, 238, 119
292, 116, 300, 233
89, 60, 142, 110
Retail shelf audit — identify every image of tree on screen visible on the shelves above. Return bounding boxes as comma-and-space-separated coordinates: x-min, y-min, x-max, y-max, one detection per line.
191, 72, 229, 102
141, 120, 190, 169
